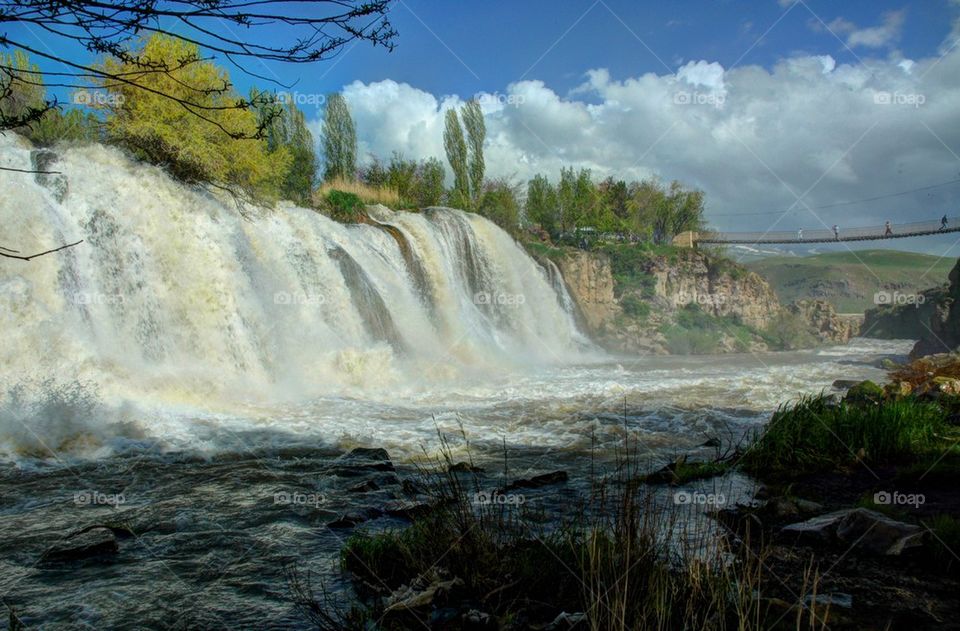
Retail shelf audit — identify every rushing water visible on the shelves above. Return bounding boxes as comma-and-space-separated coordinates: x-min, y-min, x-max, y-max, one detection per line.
0, 135, 915, 628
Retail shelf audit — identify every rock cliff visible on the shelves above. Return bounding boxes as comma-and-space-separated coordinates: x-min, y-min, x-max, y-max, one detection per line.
911, 259, 960, 358
551, 247, 855, 354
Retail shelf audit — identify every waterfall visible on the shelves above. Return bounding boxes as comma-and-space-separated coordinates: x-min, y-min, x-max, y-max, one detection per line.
0, 134, 591, 427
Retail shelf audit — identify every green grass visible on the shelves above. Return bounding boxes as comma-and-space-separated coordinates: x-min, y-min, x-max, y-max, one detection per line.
521, 240, 566, 261
747, 249, 955, 313
660, 304, 760, 354
739, 395, 950, 478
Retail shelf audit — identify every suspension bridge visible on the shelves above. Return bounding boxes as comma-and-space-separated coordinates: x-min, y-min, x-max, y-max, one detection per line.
673, 215, 960, 247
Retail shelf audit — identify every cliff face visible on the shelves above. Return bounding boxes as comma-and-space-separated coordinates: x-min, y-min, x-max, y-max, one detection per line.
912, 259, 960, 358
554, 248, 855, 354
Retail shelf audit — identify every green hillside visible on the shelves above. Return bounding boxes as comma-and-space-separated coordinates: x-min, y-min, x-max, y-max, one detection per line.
746, 249, 956, 313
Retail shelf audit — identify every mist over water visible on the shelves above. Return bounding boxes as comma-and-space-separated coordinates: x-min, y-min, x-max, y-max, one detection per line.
0, 134, 592, 461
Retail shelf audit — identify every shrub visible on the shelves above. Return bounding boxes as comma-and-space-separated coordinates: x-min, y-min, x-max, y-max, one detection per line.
620, 294, 650, 320
319, 190, 366, 223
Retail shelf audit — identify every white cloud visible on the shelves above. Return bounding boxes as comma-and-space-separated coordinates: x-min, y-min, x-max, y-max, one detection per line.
824, 10, 905, 49
313, 46, 960, 243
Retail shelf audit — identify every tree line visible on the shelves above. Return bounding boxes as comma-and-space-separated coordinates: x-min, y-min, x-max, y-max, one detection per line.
3, 33, 702, 246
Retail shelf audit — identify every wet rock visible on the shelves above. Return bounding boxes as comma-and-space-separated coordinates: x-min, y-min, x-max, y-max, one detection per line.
462, 609, 495, 630
884, 380, 913, 398
384, 577, 464, 612
502, 470, 568, 492
341, 447, 391, 462
781, 508, 922, 555
832, 379, 861, 390
845, 380, 884, 403
40, 526, 118, 563
933, 376, 960, 395
448, 461, 485, 473
545, 611, 588, 630
326, 512, 370, 529
806, 592, 853, 609
384, 500, 435, 520
701, 437, 721, 448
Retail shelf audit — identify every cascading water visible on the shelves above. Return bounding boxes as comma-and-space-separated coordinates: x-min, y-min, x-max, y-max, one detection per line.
0, 134, 591, 458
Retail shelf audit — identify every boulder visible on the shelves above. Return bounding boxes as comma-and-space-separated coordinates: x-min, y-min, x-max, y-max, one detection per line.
781, 508, 922, 555
545, 611, 588, 630
501, 470, 568, 492
384, 577, 464, 612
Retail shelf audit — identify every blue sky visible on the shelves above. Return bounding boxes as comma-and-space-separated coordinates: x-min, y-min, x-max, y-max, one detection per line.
6, 1, 960, 256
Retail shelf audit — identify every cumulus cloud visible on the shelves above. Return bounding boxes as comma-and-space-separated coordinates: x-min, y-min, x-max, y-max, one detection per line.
315, 44, 960, 246
820, 10, 906, 49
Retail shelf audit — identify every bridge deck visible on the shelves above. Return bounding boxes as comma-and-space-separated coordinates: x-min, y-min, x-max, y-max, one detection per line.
691, 216, 960, 245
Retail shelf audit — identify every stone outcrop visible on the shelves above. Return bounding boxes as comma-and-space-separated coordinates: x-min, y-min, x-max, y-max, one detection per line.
785, 299, 860, 345
553, 247, 855, 354
912, 258, 960, 358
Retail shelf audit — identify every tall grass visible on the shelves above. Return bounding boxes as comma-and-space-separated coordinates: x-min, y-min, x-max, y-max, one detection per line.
739, 395, 948, 477
299, 440, 829, 630
313, 177, 403, 208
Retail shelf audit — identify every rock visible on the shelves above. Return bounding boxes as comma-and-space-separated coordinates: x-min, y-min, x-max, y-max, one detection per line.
805, 592, 853, 609
832, 379, 861, 390
326, 512, 369, 528
701, 437, 721, 448
785, 299, 858, 346
384, 577, 464, 612
545, 611, 588, 630
845, 380, 884, 403
501, 470, 568, 492
462, 609, 495, 629
384, 500, 435, 520
340, 447, 391, 462
912, 259, 960, 358
781, 508, 922, 555
448, 461, 484, 473
884, 380, 913, 398
40, 526, 118, 563
932, 376, 960, 395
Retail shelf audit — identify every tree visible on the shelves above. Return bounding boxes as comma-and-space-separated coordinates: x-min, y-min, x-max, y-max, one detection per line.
443, 108, 470, 209
478, 178, 521, 233
258, 95, 317, 205
0, 1, 396, 136
414, 157, 445, 208
322, 93, 357, 181
98, 34, 290, 199
525, 174, 558, 235
461, 99, 485, 208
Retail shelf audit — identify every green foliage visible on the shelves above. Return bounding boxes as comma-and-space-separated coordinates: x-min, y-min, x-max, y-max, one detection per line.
525, 174, 558, 235
762, 309, 818, 351
443, 108, 469, 207
256, 94, 318, 205
322, 93, 356, 181
319, 189, 365, 223
477, 178, 521, 233
661, 323, 723, 355
461, 99, 485, 208
620, 294, 650, 320
358, 154, 446, 209
661, 305, 757, 354
1, 50, 100, 145
414, 157, 445, 207
739, 395, 949, 478
97, 34, 289, 199
596, 243, 658, 297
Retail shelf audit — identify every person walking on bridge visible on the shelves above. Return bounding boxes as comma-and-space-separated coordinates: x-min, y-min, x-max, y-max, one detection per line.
941, 215, 949, 231
884, 221, 893, 237
832, 224, 840, 241
797, 228, 803, 241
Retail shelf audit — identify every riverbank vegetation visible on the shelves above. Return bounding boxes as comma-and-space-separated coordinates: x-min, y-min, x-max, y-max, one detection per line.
3, 37, 704, 246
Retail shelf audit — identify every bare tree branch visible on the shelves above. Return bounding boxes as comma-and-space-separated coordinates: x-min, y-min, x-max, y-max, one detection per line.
0, 240, 84, 261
